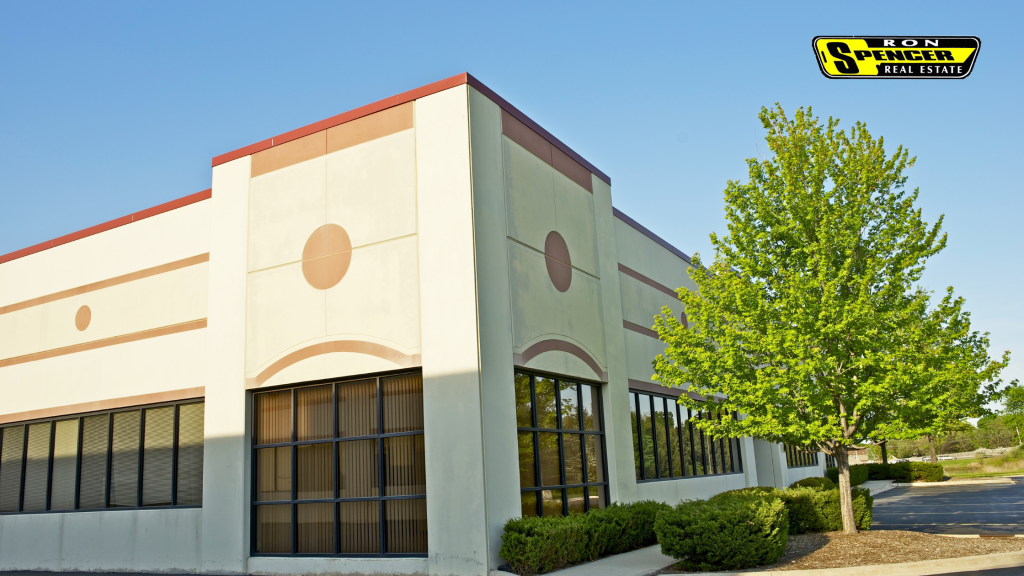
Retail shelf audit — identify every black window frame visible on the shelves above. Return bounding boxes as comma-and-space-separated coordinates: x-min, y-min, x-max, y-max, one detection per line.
629, 389, 744, 483
0, 399, 204, 515
250, 370, 427, 558
784, 444, 820, 468
515, 370, 609, 518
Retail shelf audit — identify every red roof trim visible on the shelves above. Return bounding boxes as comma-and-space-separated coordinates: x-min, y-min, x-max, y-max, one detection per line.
0, 189, 212, 265
210, 72, 611, 186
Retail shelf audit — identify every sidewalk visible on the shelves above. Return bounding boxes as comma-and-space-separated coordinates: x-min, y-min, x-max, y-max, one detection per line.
497, 545, 676, 576
861, 480, 895, 495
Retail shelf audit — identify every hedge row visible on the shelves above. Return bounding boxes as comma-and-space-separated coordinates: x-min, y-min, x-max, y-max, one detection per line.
826, 462, 944, 484
498, 500, 670, 575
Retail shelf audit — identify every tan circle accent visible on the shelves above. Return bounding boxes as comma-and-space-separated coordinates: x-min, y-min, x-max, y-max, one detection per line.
544, 231, 572, 293
75, 305, 91, 331
302, 224, 352, 290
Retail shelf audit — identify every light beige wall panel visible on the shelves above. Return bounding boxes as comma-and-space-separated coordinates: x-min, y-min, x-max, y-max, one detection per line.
324, 235, 421, 350
469, 87, 522, 572
245, 262, 326, 373
614, 218, 696, 294
325, 129, 417, 249
0, 329, 207, 417
202, 155, 251, 574
247, 556, 427, 576
624, 329, 659, 384
591, 175, 637, 505
0, 201, 210, 308
415, 85, 490, 576
0, 263, 208, 362
634, 473, 746, 504
0, 508, 201, 572
247, 156, 327, 273
552, 173, 599, 276
502, 138, 555, 253
508, 241, 607, 371
524, 352, 602, 384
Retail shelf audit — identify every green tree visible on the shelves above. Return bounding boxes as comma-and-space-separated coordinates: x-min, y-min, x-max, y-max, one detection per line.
652, 105, 1010, 533
1002, 385, 1024, 446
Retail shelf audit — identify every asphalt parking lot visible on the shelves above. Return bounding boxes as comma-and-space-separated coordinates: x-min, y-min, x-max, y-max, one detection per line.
872, 477, 1024, 535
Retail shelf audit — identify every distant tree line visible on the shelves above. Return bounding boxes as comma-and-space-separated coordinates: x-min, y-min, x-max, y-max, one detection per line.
871, 416, 1022, 459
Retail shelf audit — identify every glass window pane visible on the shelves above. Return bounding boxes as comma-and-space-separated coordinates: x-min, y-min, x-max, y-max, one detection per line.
339, 500, 380, 553
567, 487, 585, 515
23, 422, 51, 511
721, 436, 733, 473
520, 491, 538, 518
338, 439, 378, 498
79, 415, 108, 509
384, 435, 425, 496
655, 399, 670, 478
563, 433, 583, 485
337, 379, 377, 438
514, 373, 533, 428
581, 384, 600, 431
256, 504, 292, 553
177, 403, 204, 506
50, 419, 79, 511
297, 443, 333, 500
383, 374, 423, 434
541, 489, 563, 517
588, 485, 606, 510
559, 381, 579, 430
257, 446, 292, 501
639, 395, 656, 480
537, 432, 561, 486
255, 391, 291, 445
296, 385, 333, 441
667, 403, 683, 478
690, 414, 705, 475
297, 502, 334, 553
585, 434, 604, 483
385, 498, 427, 554
630, 393, 641, 479
703, 415, 718, 474
0, 426, 25, 512
517, 432, 536, 488
680, 408, 694, 476
143, 406, 174, 506
110, 411, 140, 507
535, 377, 557, 429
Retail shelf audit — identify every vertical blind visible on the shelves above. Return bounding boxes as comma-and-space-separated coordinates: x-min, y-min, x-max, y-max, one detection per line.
629, 391, 744, 481
784, 444, 820, 468
0, 400, 204, 514
252, 372, 427, 557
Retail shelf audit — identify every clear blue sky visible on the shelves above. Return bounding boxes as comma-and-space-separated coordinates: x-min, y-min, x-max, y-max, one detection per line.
2, 2, 1021, 391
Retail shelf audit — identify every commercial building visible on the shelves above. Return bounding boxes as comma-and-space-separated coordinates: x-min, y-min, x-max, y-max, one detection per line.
0, 73, 824, 576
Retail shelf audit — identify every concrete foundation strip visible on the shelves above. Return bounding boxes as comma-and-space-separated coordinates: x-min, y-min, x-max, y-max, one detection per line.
690, 550, 1024, 576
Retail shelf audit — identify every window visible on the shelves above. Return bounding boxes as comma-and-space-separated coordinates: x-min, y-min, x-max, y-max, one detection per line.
515, 371, 607, 518
784, 444, 819, 468
629, 391, 743, 481
252, 372, 426, 557
0, 400, 204, 514
825, 454, 837, 468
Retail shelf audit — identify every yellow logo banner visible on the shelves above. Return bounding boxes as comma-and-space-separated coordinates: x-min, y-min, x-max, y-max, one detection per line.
813, 37, 980, 79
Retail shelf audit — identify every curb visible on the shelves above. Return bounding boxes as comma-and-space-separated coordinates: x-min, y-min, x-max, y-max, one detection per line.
893, 478, 1014, 487
685, 551, 1024, 575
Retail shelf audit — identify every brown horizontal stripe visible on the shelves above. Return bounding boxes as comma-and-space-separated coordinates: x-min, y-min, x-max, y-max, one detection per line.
0, 319, 207, 368
249, 340, 422, 388
327, 102, 413, 154
514, 338, 607, 382
0, 387, 205, 425
617, 263, 679, 299
0, 253, 210, 316
502, 109, 593, 193
251, 131, 326, 177
623, 320, 659, 339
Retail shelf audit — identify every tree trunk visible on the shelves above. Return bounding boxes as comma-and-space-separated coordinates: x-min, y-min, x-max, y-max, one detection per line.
929, 435, 937, 463
880, 440, 888, 465
836, 447, 858, 534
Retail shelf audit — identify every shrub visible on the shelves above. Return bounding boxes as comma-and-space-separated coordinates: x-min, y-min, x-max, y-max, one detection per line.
499, 500, 671, 575
780, 487, 873, 533
711, 486, 780, 501
907, 462, 944, 482
825, 465, 869, 486
865, 463, 893, 480
789, 477, 836, 490
655, 493, 789, 571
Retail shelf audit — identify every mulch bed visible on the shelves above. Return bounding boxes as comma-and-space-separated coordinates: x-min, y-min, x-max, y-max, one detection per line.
658, 530, 1024, 573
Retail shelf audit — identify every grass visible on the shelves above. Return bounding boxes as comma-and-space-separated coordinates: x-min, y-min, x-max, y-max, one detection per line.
943, 452, 1024, 478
